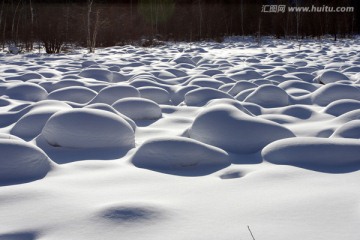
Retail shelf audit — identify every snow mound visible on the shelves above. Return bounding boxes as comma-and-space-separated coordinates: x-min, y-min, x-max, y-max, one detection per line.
11, 102, 72, 140
312, 83, 360, 106
314, 70, 350, 84
0, 97, 11, 107
138, 86, 170, 104
170, 86, 199, 105
184, 88, 233, 106
5, 83, 48, 102
335, 109, 360, 123
173, 56, 196, 65
156, 70, 177, 79
48, 80, 86, 92
6, 72, 43, 81
84, 103, 136, 131
189, 79, 223, 89
286, 72, 315, 83
189, 105, 295, 153
112, 97, 162, 120
278, 80, 318, 92
129, 79, 171, 92
90, 85, 140, 105
202, 69, 223, 77
47, 86, 97, 104
81, 60, 97, 68
227, 81, 257, 96
79, 68, 113, 82
0, 139, 53, 185
131, 136, 229, 172
331, 120, 360, 139
205, 99, 253, 115
323, 99, 360, 116
41, 109, 135, 149
280, 105, 315, 119
229, 70, 262, 81
234, 88, 256, 101
244, 85, 290, 108
262, 137, 360, 169
218, 83, 234, 92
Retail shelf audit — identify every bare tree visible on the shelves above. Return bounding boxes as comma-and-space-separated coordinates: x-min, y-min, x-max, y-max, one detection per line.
0, 0, 4, 51
257, 16, 261, 46
240, 0, 244, 37
198, 0, 202, 39
0, 0, 4, 33
1, 4, 6, 51
90, 9, 101, 52
295, 0, 301, 41
11, 0, 21, 45
29, 0, 34, 51
87, 0, 93, 52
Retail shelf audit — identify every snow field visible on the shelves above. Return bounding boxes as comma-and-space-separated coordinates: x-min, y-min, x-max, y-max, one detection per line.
1, 39, 360, 240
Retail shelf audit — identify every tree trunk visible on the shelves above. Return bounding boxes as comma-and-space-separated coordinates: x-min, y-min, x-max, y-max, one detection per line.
87, 0, 93, 53
11, 0, 21, 44
29, 0, 34, 50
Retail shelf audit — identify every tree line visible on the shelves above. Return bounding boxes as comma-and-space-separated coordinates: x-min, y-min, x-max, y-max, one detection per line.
0, 0, 358, 53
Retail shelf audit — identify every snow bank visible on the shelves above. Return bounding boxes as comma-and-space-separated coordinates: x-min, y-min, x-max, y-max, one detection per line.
5, 83, 48, 101
229, 70, 262, 81
244, 85, 290, 108
42, 109, 135, 149
262, 137, 360, 168
81, 60, 97, 68
189, 79, 223, 89
227, 81, 257, 96
112, 97, 162, 120
205, 99, 253, 116
170, 86, 199, 105
331, 120, 360, 139
184, 88, 233, 106
323, 99, 360, 116
5, 72, 43, 81
47, 80, 86, 92
0, 138, 53, 184
280, 105, 315, 119
131, 136, 229, 172
0, 97, 10, 107
47, 86, 97, 104
138, 86, 170, 104
90, 85, 140, 105
173, 56, 196, 65
10, 102, 72, 140
314, 70, 350, 84
312, 83, 360, 106
189, 105, 295, 153
84, 103, 136, 131
278, 80, 318, 92
79, 68, 113, 82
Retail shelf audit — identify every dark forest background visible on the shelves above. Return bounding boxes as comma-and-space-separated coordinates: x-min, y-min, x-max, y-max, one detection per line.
0, 0, 358, 53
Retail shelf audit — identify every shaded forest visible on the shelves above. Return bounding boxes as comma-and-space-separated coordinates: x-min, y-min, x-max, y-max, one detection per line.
0, 0, 358, 53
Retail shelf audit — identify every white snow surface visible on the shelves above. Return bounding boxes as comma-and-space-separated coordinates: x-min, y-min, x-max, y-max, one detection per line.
1, 38, 360, 240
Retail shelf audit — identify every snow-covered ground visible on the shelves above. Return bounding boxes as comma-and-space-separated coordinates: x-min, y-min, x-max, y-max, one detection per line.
1, 38, 360, 240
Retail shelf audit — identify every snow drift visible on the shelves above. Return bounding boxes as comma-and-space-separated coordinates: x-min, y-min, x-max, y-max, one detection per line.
131, 136, 229, 174
189, 105, 295, 153
41, 109, 135, 149
0, 138, 53, 185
